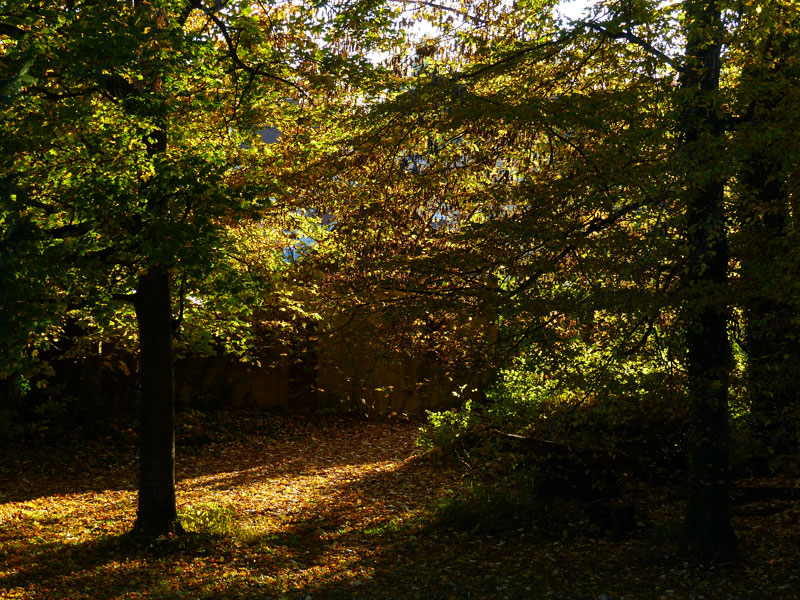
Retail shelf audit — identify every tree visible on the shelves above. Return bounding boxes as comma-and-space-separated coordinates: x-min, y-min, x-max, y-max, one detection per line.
730, 5, 800, 463
306, 0, 797, 557
308, 3, 682, 413
2, 0, 411, 537
0, 0, 302, 537
679, 0, 736, 556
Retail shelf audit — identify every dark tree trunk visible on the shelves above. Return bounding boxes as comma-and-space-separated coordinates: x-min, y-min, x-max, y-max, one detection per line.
681, 0, 737, 557
742, 162, 798, 459
128, 2, 181, 537
132, 265, 182, 537
739, 36, 799, 459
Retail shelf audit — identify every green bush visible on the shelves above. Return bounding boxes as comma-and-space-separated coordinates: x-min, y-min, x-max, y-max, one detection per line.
179, 502, 237, 535
418, 345, 688, 484
417, 400, 479, 450
428, 483, 530, 533
484, 360, 557, 430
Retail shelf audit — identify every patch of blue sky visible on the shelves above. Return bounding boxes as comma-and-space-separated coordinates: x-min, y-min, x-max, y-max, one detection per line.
281, 207, 336, 263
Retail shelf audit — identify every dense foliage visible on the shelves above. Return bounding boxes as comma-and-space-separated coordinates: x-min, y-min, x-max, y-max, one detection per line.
2, 0, 798, 562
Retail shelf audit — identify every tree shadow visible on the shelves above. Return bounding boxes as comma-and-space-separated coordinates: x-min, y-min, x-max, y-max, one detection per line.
0, 531, 234, 599
0, 415, 444, 598
215, 460, 546, 600
0, 450, 447, 599
4, 427, 797, 600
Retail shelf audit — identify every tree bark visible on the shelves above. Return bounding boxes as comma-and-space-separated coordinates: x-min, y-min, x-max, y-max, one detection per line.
742, 158, 798, 459
739, 33, 799, 460
132, 265, 182, 537
681, 0, 737, 557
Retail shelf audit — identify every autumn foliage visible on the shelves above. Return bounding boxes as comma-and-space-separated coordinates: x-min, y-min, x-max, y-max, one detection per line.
2, 0, 800, 590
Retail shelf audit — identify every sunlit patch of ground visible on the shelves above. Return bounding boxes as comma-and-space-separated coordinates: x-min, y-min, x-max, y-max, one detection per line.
1, 413, 799, 599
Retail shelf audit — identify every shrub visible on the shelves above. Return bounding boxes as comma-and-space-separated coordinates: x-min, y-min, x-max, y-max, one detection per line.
417, 400, 480, 450
179, 502, 237, 535
428, 482, 532, 533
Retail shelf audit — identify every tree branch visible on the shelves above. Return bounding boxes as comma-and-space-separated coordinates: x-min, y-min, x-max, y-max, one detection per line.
191, 0, 308, 99
410, 1, 489, 26
458, 35, 572, 81
583, 21, 684, 73
112, 293, 137, 303
0, 22, 26, 39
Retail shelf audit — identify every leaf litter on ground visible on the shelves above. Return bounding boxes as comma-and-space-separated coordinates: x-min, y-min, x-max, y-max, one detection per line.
1, 411, 799, 599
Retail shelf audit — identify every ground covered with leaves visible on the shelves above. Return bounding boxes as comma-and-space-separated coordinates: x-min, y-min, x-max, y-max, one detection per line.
1, 412, 799, 599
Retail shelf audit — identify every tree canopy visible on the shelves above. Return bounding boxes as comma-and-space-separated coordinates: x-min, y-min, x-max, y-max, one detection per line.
2, 0, 799, 558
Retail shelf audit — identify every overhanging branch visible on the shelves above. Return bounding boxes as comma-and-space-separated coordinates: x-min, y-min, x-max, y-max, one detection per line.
191, 0, 308, 99
583, 21, 684, 74
0, 22, 26, 39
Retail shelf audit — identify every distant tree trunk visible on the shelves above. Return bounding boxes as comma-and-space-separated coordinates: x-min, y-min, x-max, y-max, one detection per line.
742, 158, 798, 459
739, 34, 799, 460
78, 343, 103, 437
133, 265, 182, 537
680, 0, 737, 557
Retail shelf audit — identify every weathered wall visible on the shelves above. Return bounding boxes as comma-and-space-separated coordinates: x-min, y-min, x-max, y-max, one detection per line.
315, 327, 458, 416
175, 354, 291, 410
174, 345, 464, 415
116, 305, 493, 415
172, 316, 486, 415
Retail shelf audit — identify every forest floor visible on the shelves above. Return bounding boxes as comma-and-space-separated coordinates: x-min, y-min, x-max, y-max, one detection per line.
1, 411, 799, 599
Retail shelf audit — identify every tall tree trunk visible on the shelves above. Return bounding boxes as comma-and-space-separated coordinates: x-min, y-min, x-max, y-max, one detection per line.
739, 32, 799, 461
742, 157, 798, 460
129, 0, 181, 537
681, 0, 737, 557
133, 265, 182, 537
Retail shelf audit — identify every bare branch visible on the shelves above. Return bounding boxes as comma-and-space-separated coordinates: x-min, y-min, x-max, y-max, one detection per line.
191, 0, 308, 99
410, 1, 489, 26
583, 21, 684, 73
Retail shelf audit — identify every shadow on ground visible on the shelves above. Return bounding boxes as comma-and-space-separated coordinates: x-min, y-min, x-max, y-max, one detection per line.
2, 414, 800, 599
0, 413, 413, 503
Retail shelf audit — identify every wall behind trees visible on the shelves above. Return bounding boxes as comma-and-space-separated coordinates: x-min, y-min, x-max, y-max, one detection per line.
3, 311, 478, 433
177, 302, 488, 415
